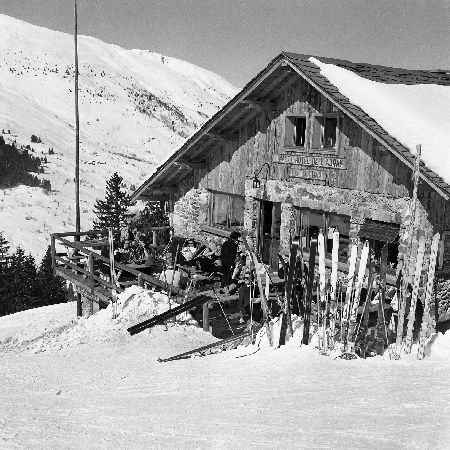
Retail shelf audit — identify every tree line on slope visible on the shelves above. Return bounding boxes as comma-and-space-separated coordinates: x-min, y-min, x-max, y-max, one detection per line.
0, 134, 51, 191
0, 233, 67, 317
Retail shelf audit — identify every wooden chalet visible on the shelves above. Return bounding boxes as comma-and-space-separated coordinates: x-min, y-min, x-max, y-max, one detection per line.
132, 52, 450, 327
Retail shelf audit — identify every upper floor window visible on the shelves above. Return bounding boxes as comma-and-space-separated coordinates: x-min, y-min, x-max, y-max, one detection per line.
284, 115, 307, 148
209, 191, 244, 230
311, 115, 339, 151
284, 113, 340, 153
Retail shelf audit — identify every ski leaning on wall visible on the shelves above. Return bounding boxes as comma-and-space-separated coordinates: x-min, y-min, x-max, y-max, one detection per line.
417, 232, 440, 360
241, 233, 273, 347
355, 252, 376, 358
341, 243, 358, 345
278, 236, 299, 346
347, 240, 369, 353
403, 234, 426, 354
302, 237, 317, 345
375, 243, 389, 354
329, 229, 339, 349
317, 231, 327, 353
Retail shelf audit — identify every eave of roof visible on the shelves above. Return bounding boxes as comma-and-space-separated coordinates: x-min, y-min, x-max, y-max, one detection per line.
132, 52, 450, 202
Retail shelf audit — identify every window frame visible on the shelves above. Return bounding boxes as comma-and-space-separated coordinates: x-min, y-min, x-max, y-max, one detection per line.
208, 190, 245, 231
284, 114, 308, 151
295, 207, 350, 263
309, 112, 341, 154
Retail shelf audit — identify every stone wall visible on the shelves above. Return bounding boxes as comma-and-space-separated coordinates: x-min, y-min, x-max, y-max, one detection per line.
435, 274, 450, 324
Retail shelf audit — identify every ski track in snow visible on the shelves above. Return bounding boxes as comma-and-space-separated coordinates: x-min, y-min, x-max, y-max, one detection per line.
0, 299, 450, 448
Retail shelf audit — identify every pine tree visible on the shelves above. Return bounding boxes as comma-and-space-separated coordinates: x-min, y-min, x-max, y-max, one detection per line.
93, 172, 134, 236
1, 247, 39, 314
134, 201, 170, 247
0, 232, 10, 315
36, 246, 67, 306
0, 231, 9, 271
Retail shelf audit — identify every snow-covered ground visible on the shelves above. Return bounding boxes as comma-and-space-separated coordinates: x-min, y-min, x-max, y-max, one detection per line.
0, 14, 237, 260
1, 290, 449, 449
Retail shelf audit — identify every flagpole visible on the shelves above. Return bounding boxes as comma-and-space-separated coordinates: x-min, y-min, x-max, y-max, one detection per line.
74, 0, 81, 240
74, 0, 82, 317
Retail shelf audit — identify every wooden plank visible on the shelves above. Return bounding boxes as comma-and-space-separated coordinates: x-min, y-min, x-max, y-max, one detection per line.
56, 237, 182, 294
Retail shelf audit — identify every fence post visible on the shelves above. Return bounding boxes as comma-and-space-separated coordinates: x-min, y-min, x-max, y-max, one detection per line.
152, 230, 157, 247
203, 302, 209, 332
88, 253, 94, 285
50, 234, 56, 274
138, 273, 144, 288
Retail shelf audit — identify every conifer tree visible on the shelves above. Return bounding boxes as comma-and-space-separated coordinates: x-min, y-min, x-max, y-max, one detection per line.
0, 231, 9, 271
0, 232, 10, 315
2, 247, 39, 314
36, 246, 67, 306
134, 201, 170, 247
93, 172, 134, 235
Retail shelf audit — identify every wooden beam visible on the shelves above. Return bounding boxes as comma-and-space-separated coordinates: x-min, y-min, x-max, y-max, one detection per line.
268, 73, 298, 101
216, 107, 249, 133
153, 186, 177, 194
258, 68, 292, 98
178, 160, 207, 170
241, 99, 277, 111
172, 161, 193, 172
205, 131, 238, 142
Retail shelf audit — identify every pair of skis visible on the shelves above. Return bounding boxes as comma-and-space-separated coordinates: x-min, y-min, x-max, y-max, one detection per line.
277, 236, 299, 347
127, 295, 210, 335
302, 228, 340, 349
393, 232, 439, 358
241, 233, 273, 346
158, 331, 251, 362
340, 239, 386, 357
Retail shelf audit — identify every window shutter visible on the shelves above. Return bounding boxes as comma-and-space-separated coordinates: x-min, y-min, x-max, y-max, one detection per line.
284, 116, 294, 146
311, 116, 323, 149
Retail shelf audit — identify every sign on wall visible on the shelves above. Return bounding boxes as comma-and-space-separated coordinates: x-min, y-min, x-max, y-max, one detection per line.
273, 154, 346, 169
288, 168, 326, 181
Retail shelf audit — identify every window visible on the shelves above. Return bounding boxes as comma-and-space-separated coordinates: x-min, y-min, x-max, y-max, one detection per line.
359, 219, 400, 268
285, 116, 307, 148
311, 115, 338, 150
296, 208, 350, 262
209, 191, 244, 229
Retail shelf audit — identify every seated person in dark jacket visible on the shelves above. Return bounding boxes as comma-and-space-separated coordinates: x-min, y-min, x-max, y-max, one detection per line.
220, 231, 241, 287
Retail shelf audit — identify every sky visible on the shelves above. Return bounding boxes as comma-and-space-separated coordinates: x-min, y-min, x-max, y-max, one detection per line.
1, 0, 449, 88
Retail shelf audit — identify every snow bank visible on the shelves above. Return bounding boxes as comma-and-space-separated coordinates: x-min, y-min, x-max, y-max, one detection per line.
309, 57, 450, 185
426, 331, 450, 360
0, 286, 200, 354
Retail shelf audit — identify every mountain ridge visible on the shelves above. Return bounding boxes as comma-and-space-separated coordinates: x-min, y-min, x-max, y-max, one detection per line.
0, 14, 237, 259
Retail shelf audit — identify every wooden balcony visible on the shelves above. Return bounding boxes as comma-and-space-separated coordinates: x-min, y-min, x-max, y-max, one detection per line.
50, 228, 179, 312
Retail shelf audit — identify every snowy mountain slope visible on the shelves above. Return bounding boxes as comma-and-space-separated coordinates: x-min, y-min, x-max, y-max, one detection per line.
0, 14, 237, 259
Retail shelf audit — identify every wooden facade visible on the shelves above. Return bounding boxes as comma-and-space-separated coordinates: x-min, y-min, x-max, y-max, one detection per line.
133, 53, 450, 299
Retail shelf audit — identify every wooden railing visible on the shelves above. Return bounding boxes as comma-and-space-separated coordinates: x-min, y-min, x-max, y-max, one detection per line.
50, 228, 181, 300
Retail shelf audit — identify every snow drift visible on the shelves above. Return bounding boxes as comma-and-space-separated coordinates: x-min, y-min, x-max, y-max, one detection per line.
0, 286, 212, 354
